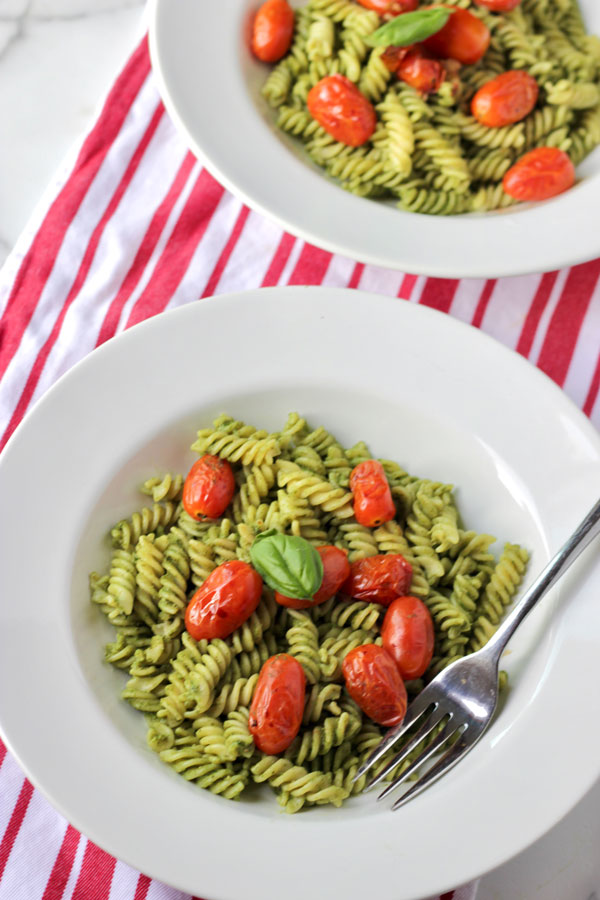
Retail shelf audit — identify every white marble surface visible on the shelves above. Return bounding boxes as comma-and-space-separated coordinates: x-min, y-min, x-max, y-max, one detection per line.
0, 0, 145, 267
1, 1, 599, 897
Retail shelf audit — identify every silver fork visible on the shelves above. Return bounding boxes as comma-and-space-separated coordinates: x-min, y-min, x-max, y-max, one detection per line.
354, 496, 600, 810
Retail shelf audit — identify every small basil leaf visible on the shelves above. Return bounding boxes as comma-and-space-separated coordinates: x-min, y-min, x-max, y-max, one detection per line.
249, 533, 324, 599
365, 8, 451, 48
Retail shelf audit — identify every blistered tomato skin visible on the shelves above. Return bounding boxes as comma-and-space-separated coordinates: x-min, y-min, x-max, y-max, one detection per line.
423, 8, 490, 65
350, 460, 396, 528
342, 554, 413, 606
275, 545, 351, 609
381, 596, 435, 680
503, 147, 576, 202
397, 48, 446, 95
182, 455, 236, 521
471, 71, 538, 127
249, 654, 306, 754
185, 560, 263, 641
307, 75, 377, 147
342, 645, 407, 727
474, 0, 522, 9
356, 0, 418, 14
251, 0, 295, 63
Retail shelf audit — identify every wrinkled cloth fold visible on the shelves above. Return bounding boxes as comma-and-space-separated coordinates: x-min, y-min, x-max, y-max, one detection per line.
1, 32, 599, 900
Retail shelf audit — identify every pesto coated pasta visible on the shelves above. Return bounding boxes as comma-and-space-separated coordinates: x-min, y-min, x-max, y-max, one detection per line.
90, 412, 529, 812
260, 0, 600, 214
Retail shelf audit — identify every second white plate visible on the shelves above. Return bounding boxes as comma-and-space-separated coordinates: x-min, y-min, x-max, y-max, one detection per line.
148, 0, 600, 278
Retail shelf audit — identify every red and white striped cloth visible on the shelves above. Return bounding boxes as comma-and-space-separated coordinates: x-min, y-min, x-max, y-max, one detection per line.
1, 32, 600, 900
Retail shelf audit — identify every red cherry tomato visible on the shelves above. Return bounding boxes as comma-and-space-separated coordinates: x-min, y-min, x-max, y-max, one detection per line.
275, 545, 351, 609
356, 0, 418, 15
249, 654, 306, 754
471, 70, 538, 127
342, 554, 413, 606
423, 8, 490, 65
502, 147, 576, 202
381, 596, 434, 680
350, 460, 396, 528
182, 455, 236, 521
342, 644, 407, 726
396, 47, 446, 95
381, 44, 412, 72
251, 0, 295, 63
307, 74, 377, 147
473, 0, 522, 10
185, 560, 263, 641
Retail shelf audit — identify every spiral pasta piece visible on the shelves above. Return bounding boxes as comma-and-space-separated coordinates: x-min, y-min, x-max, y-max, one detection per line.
206, 674, 259, 717
251, 756, 349, 807
191, 427, 281, 467
141, 473, 183, 503
110, 502, 179, 550
277, 459, 354, 519
286, 610, 322, 684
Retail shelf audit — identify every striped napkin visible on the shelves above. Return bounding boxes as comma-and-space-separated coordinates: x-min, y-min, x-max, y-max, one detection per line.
1, 31, 599, 900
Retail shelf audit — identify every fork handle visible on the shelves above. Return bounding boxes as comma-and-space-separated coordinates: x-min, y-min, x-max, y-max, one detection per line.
481, 497, 600, 665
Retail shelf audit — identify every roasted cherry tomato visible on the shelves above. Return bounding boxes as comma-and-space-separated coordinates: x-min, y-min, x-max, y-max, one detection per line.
471, 70, 538, 127
381, 595, 434, 680
251, 0, 295, 63
185, 560, 263, 640
342, 554, 413, 606
342, 644, 407, 727
249, 654, 306, 754
349, 460, 396, 528
182, 455, 236, 521
381, 44, 412, 73
396, 47, 446, 95
423, 8, 490, 66
502, 147, 576, 202
356, 0, 418, 15
473, 0, 522, 10
275, 545, 351, 609
307, 74, 377, 147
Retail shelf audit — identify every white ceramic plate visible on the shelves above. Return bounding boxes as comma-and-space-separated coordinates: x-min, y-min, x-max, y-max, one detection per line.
1, 287, 600, 900
148, 0, 600, 278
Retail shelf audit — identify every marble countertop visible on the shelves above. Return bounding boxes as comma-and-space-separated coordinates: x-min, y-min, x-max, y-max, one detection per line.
1, 2, 599, 898
0, 0, 145, 267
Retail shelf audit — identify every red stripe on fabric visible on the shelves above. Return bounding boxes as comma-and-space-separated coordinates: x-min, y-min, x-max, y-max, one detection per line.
260, 233, 296, 287
0, 779, 34, 881
0, 103, 165, 453
515, 271, 559, 359
201, 204, 251, 298
440, 892, 455, 900
0, 36, 151, 385
125, 169, 226, 328
286, 243, 332, 285
41, 825, 80, 900
0, 737, 6, 765
471, 279, 496, 329
398, 273, 418, 299
96, 150, 197, 346
536, 259, 600, 386
347, 262, 365, 289
70, 842, 116, 900
133, 873, 152, 900
418, 278, 458, 312
583, 352, 600, 418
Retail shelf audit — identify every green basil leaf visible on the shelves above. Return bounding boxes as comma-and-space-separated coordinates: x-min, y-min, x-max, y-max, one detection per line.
365, 8, 451, 48
249, 532, 324, 599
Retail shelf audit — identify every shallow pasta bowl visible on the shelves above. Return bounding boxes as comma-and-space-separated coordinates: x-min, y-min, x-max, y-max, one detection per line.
1, 287, 600, 900
148, 0, 600, 278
